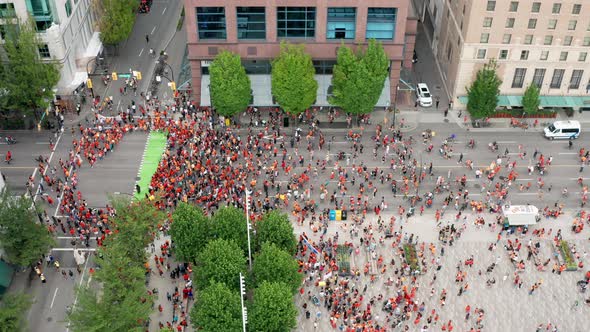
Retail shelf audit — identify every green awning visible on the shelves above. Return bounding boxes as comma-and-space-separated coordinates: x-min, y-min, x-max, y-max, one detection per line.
458, 95, 590, 108
0, 260, 15, 293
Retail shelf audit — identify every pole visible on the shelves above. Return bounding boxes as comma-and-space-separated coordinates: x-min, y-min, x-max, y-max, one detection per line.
245, 190, 252, 271
239, 272, 247, 332
393, 83, 399, 127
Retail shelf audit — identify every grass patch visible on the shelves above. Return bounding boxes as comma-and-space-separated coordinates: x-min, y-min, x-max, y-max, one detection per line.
336, 245, 351, 276
135, 131, 167, 200
403, 244, 421, 274
558, 240, 578, 271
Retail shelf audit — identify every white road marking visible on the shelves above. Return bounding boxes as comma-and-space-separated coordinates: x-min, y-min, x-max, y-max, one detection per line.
151, 26, 157, 34
50, 288, 59, 309
51, 248, 96, 252
162, 7, 167, 14
497, 141, 517, 144
558, 152, 577, 155
138, 48, 144, 57
35, 142, 49, 144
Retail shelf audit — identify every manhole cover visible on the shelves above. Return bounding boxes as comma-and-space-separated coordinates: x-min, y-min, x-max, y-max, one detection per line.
473, 184, 481, 189
135, 177, 141, 181
47, 317, 53, 322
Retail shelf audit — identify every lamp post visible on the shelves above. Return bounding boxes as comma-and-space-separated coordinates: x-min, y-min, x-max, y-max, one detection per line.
244, 189, 253, 271
239, 273, 248, 332
393, 83, 399, 127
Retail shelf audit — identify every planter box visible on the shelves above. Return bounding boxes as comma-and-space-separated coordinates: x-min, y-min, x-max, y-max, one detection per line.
403, 244, 421, 274
489, 112, 557, 119
558, 240, 578, 271
336, 245, 351, 276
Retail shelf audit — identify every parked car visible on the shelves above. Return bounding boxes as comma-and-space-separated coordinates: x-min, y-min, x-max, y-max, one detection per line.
417, 83, 432, 107
544, 120, 581, 140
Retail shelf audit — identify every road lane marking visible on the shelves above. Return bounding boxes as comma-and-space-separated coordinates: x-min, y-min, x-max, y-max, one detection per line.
35, 142, 49, 144
162, 7, 167, 14
50, 288, 59, 309
558, 152, 577, 155
497, 141, 517, 144
0, 166, 36, 169
151, 26, 157, 34
138, 48, 144, 57
51, 248, 96, 252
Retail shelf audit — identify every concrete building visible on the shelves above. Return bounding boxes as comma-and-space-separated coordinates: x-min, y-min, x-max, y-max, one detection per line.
184, 0, 418, 107
423, 0, 590, 110
0, 0, 101, 94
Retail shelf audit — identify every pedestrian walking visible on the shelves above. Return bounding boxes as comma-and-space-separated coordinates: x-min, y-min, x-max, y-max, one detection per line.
4, 150, 11, 164
458, 153, 463, 164
145, 34, 149, 43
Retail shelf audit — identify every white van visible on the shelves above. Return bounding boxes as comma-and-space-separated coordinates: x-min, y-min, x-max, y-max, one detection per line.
544, 120, 581, 140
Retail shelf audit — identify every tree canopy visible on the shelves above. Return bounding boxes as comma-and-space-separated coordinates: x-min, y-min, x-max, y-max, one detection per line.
97, 0, 138, 45
252, 243, 301, 293
255, 211, 297, 255
0, 293, 32, 332
522, 84, 540, 115
330, 40, 389, 115
466, 60, 502, 119
0, 190, 55, 267
210, 51, 252, 117
196, 239, 246, 291
249, 282, 297, 332
170, 202, 211, 263
271, 42, 318, 116
0, 20, 60, 117
211, 206, 249, 255
190, 282, 242, 332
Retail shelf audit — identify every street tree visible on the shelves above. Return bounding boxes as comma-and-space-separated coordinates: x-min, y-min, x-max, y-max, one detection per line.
96, 0, 138, 46
0, 20, 60, 118
170, 202, 211, 263
0, 293, 32, 332
330, 40, 389, 116
210, 51, 252, 118
0, 190, 55, 267
196, 239, 246, 291
252, 243, 301, 293
255, 211, 297, 255
271, 42, 318, 116
249, 281, 297, 332
522, 84, 540, 116
466, 60, 502, 119
211, 206, 249, 255
190, 282, 242, 332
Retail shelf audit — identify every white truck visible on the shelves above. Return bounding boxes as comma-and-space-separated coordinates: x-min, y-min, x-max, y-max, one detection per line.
502, 205, 540, 226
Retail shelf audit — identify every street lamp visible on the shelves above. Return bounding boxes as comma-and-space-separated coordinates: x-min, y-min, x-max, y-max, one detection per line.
393, 84, 399, 127
239, 273, 248, 332
244, 190, 253, 270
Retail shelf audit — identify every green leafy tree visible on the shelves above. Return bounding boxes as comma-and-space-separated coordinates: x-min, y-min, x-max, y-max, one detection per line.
196, 239, 246, 291
249, 282, 297, 332
330, 40, 389, 115
252, 243, 301, 293
0, 293, 32, 332
255, 211, 297, 255
190, 282, 242, 332
0, 190, 55, 267
466, 59, 502, 119
522, 84, 540, 115
170, 202, 212, 263
271, 42, 318, 116
97, 0, 138, 45
210, 51, 252, 117
0, 20, 60, 117
212, 206, 249, 255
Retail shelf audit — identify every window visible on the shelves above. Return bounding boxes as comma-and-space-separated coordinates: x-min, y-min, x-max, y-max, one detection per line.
327, 7, 356, 40
366, 8, 397, 40
0, 3, 15, 18
524, 34, 534, 44
509, 2, 519, 12
38, 44, 50, 58
531, 2, 541, 12
506, 18, 515, 28
544, 35, 553, 45
560, 52, 568, 61
277, 7, 316, 39
584, 37, 590, 46
570, 70, 584, 89
520, 50, 529, 60
541, 51, 549, 60
499, 50, 509, 60
527, 19, 536, 29
552, 3, 561, 14
503, 34, 512, 44
568, 20, 577, 30
477, 49, 487, 59
65, 0, 72, 17
548, 19, 557, 30
487, 1, 496, 11
579, 52, 587, 62
532, 69, 546, 87
483, 17, 493, 28
237, 7, 266, 39
572, 4, 582, 14
480, 33, 490, 43
561, 36, 572, 46
512, 68, 526, 88
197, 7, 227, 39
550, 69, 565, 88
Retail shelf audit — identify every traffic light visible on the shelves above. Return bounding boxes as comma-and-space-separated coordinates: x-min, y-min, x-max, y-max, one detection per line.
111, 72, 118, 81
169, 81, 176, 91
133, 71, 142, 80
86, 79, 93, 89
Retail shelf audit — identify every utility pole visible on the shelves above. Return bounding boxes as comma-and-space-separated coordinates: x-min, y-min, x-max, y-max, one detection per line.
239, 273, 248, 332
245, 190, 253, 270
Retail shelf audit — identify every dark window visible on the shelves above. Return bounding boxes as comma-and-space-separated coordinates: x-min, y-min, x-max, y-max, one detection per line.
0, 3, 15, 18
570, 69, 583, 89
277, 7, 316, 39
512, 68, 527, 88
327, 7, 356, 40
532, 69, 546, 87
242, 60, 271, 74
197, 7, 227, 39
550, 69, 565, 88
237, 7, 265, 39
313, 60, 337, 75
65, 0, 72, 17
366, 8, 397, 40
38, 44, 50, 58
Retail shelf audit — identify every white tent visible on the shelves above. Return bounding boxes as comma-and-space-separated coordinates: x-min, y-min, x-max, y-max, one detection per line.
502, 205, 540, 226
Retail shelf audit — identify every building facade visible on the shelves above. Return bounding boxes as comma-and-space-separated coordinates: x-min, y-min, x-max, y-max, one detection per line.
0, 0, 101, 93
184, 0, 417, 107
429, 0, 590, 109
